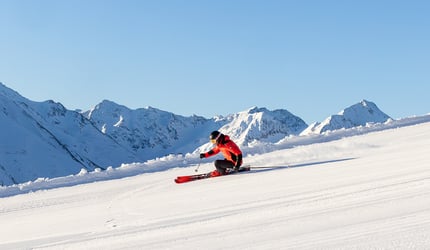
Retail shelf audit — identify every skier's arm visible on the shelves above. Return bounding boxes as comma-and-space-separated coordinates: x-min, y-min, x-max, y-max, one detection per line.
200, 147, 220, 158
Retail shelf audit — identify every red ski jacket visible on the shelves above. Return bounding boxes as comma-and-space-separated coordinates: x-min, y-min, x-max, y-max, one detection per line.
203, 135, 242, 166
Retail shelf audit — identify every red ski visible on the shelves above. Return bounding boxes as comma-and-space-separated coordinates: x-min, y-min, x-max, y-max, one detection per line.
175, 166, 251, 184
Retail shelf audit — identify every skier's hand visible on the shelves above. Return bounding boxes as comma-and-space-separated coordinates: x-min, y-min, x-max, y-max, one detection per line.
234, 163, 240, 171
199, 153, 205, 159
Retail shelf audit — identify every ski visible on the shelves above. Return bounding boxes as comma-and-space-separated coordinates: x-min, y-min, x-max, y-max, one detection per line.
175, 166, 251, 184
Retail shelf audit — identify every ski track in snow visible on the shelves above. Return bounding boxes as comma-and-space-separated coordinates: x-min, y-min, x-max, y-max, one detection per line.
0, 120, 430, 249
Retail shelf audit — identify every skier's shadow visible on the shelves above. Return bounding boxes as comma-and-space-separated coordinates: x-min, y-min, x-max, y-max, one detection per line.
248, 157, 356, 174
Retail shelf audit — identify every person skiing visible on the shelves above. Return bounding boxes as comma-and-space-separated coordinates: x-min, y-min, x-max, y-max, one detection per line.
200, 130, 243, 177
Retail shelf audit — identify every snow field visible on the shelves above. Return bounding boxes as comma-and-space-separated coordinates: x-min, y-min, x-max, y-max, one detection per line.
0, 122, 429, 249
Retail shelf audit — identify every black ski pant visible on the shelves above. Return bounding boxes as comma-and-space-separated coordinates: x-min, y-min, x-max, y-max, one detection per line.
214, 159, 236, 174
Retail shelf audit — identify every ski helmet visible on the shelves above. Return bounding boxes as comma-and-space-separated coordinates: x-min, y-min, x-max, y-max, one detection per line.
209, 131, 222, 144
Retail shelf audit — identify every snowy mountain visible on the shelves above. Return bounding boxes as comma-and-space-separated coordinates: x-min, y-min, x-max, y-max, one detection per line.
0, 83, 137, 186
221, 106, 307, 145
0, 83, 309, 185
198, 107, 307, 151
83, 100, 214, 160
1, 82, 395, 186
83, 102, 308, 157
301, 100, 391, 135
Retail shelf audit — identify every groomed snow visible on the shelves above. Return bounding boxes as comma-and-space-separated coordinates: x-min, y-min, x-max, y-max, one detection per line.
1, 117, 430, 249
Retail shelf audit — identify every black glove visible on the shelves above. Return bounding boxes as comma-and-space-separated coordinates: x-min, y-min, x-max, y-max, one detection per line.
199, 153, 205, 159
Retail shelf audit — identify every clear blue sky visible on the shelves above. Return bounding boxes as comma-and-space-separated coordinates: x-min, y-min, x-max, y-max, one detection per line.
1, 0, 429, 123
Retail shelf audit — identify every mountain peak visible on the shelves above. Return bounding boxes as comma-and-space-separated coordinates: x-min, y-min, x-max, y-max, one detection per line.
339, 100, 390, 121
360, 99, 371, 106
302, 100, 391, 135
245, 106, 268, 114
97, 100, 128, 110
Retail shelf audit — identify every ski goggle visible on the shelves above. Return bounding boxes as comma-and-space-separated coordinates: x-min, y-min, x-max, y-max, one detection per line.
210, 133, 222, 144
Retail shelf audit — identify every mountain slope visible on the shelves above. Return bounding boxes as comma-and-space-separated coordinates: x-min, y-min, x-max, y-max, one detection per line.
1, 118, 429, 249
0, 83, 137, 185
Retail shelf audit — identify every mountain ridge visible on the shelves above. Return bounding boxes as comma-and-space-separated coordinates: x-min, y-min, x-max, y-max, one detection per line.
0, 82, 392, 185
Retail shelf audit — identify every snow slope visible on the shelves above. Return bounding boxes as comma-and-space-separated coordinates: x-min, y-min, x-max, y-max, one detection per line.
0, 116, 429, 249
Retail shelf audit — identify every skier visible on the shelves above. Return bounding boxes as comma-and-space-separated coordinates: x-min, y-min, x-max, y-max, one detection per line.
200, 130, 243, 177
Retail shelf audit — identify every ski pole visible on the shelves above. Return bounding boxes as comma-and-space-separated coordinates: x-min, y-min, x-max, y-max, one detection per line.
194, 158, 202, 172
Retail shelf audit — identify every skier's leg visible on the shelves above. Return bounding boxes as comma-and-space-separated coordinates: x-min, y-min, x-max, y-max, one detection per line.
214, 160, 234, 175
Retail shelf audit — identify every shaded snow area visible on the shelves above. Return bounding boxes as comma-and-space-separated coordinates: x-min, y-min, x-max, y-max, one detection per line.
1, 119, 430, 249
